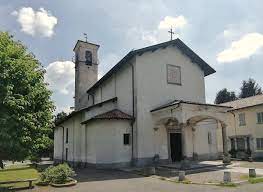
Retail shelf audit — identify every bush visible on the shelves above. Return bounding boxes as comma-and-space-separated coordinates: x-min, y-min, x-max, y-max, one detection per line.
39, 163, 75, 184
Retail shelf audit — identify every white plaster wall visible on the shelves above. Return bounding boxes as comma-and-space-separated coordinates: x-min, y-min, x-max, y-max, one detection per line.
94, 87, 102, 104
115, 65, 133, 115
153, 125, 169, 159
87, 120, 132, 164
54, 126, 63, 159
91, 63, 134, 116
184, 125, 194, 157
135, 46, 206, 159
193, 120, 219, 158
55, 113, 84, 162
101, 76, 115, 101
86, 124, 97, 163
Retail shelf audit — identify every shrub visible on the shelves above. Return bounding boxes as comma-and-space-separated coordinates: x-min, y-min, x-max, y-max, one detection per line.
39, 163, 75, 184
249, 177, 263, 184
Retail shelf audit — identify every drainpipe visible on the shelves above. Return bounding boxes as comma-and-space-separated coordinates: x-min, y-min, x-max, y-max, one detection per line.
129, 62, 135, 164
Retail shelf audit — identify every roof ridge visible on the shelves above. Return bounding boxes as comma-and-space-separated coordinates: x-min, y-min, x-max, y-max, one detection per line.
221, 94, 263, 104
86, 39, 215, 93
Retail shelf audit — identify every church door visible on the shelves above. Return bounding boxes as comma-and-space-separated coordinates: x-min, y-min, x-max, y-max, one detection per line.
170, 133, 182, 162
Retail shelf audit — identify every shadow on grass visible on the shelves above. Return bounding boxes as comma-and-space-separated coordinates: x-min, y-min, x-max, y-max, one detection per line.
0, 166, 32, 172
0, 186, 34, 191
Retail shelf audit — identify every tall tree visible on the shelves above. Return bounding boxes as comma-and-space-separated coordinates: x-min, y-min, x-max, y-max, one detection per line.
239, 78, 262, 98
214, 88, 237, 104
54, 111, 68, 125
0, 32, 54, 167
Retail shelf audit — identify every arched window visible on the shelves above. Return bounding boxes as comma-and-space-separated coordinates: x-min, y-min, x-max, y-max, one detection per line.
75, 53, 79, 63
85, 50, 92, 65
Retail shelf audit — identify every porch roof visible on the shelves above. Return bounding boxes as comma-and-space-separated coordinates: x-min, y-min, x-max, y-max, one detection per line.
81, 109, 134, 124
150, 99, 232, 112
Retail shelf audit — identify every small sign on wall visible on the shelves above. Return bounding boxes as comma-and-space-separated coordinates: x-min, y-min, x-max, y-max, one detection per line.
167, 64, 181, 85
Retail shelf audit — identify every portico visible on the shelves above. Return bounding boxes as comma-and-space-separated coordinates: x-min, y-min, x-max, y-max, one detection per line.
151, 100, 231, 164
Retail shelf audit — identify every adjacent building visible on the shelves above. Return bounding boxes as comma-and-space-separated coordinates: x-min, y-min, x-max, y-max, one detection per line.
221, 95, 263, 159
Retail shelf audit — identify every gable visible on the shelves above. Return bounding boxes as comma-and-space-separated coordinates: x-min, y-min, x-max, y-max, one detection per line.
87, 38, 215, 94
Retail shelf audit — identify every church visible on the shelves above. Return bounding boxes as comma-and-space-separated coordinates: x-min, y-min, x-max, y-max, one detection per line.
54, 38, 232, 168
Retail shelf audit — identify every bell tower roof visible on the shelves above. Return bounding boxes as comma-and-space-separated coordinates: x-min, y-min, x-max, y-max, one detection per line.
73, 40, 100, 51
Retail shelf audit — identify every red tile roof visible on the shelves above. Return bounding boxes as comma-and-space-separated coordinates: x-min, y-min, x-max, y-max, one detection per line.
81, 109, 133, 124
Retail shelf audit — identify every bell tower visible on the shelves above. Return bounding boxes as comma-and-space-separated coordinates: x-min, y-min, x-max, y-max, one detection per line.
73, 39, 99, 110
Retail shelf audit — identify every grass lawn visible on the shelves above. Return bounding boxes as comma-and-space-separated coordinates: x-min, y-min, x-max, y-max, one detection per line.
248, 177, 263, 184
0, 164, 39, 190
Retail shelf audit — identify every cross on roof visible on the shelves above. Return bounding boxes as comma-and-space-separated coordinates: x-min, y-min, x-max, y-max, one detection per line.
168, 28, 175, 41
83, 33, 88, 42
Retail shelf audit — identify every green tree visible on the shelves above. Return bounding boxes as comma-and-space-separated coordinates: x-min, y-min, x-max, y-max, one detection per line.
0, 32, 54, 167
239, 78, 262, 98
54, 111, 68, 125
214, 88, 237, 104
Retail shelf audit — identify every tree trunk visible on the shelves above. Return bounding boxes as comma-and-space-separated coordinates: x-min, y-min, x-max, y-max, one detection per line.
0, 160, 4, 169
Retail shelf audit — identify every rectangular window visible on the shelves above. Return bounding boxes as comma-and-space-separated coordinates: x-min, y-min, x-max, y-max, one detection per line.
66, 128, 69, 143
257, 112, 263, 124
256, 138, 263, 150
123, 134, 130, 145
65, 148, 68, 161
238, 113, 246, 126
167, 64, 181, 85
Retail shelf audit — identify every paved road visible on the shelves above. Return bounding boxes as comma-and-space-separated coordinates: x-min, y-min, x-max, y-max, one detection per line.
22, 168, 263, 192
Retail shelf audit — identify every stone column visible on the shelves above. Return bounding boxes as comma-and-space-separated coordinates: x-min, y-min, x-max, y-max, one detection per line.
244, 137, 248, 150
191, 125, 197, 160
234, 138, 237, 150
221, 123, 231, 164
181, 123, 187, 159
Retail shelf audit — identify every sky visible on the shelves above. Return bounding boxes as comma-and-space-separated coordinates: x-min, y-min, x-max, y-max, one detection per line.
0, 0, 263, 113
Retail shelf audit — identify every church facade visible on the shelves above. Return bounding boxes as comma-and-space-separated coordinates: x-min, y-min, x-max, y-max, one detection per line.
54, 39, 231, 167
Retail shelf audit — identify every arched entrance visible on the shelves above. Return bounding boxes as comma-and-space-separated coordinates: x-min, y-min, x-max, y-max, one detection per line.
151, 101, 231, 164
155, 117, 183, 162
186, 115, 230, 163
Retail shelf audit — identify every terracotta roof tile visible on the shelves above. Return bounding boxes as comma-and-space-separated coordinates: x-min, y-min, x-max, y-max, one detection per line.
93, 109, 133, 120
220, 95, 263, 110
81, 109, 133, 124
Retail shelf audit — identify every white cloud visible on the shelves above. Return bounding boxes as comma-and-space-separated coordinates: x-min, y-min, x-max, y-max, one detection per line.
12, 7, 57, 37
158, 16, 187, 30
217, 33, 263, 63
133, 15, 187, 46
45, 61, 75, 95
55, 105, 74, 115
223, 29, 233, 38
141, 31, 158, 44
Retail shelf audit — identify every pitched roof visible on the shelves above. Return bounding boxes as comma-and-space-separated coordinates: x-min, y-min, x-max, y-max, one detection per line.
55, 97, 117, 126
220, 95, 263, 110
73, 40, 100, 51
81, 109, 133, 124
151, 99, 231, 112
87, 38, 216, 93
